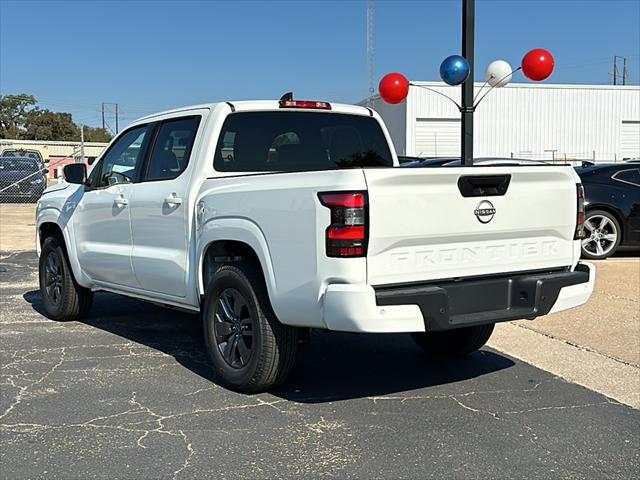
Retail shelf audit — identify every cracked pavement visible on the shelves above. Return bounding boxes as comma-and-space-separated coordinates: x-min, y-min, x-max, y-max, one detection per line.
1, 251, 639, 479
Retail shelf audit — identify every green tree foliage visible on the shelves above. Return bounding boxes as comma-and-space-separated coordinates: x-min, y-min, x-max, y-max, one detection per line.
82, 126, 113, 143
0, 93, 113, 142
0, 94, 37, 138
23, 110, 79, 141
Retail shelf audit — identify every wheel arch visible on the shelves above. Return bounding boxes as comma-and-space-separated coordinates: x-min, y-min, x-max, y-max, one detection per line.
38, 222, 64, 248
197, 218, 278, 302
37, 217, 88, 288
585, 204, 625, 236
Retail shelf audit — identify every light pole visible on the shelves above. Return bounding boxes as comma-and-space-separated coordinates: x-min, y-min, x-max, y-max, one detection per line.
377, 0, 555, 165
461, 0, 475, 166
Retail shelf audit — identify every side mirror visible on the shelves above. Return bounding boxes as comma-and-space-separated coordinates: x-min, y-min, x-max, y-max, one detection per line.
88, 157, 96, 166
63, 163, 87, 184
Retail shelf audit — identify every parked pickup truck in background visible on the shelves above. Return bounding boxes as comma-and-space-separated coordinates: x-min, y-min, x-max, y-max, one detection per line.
36, 98, 595, 392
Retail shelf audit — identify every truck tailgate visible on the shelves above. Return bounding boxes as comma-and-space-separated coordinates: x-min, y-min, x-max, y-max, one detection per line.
363, 166, 578, 286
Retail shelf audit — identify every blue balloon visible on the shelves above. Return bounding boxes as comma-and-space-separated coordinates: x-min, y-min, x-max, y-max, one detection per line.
439, 55, 470, 86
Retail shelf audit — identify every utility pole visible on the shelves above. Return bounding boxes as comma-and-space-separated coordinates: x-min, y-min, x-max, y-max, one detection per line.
613, 56, 627, 85
80, 125, 85, 164
461, 0, 475, 166
366, 0, 375, 107
100, 102, 119, 135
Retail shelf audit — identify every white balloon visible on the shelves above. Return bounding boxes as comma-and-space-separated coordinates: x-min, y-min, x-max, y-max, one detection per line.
486, 60, 513, 87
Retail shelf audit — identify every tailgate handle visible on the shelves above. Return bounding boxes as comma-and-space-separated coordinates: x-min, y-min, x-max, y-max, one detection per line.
457, 175, 511, 197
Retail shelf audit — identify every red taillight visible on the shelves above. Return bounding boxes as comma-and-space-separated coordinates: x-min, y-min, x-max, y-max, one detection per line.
575, 183, 585, 240
319, 192, 368, 258
279, 100, 332, 110
327, 226, 365, 240
318, 192, 365, 208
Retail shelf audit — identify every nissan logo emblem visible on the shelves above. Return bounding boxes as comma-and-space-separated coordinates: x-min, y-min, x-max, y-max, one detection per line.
474, 200, 496, 223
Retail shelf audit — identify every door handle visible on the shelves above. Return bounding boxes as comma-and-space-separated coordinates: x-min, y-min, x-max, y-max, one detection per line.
113, 195, 128, 207
164, 193, 183, 207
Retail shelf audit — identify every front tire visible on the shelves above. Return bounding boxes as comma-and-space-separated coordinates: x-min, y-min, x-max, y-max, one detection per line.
581, 209, 621, 260
202, 263, 298, 393
39, 235, 93, 321
411, 324, 495, 357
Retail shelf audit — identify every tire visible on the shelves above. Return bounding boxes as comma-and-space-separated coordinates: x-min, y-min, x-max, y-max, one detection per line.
411, 324, 495, 357
202, 263, 298, 393
39, 235, 93, 321
581, 209, 622, 260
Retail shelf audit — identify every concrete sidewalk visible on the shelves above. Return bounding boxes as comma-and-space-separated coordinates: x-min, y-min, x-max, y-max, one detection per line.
0, 204, 36, 252
517, 258, 639, 367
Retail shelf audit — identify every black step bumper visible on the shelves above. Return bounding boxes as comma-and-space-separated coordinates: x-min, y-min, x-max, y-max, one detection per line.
374, 264, 591, 331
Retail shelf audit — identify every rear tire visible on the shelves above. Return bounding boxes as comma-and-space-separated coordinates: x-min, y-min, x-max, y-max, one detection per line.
411, 324, 495, 357
39, 235, 93, 321
202, 263, 298, 393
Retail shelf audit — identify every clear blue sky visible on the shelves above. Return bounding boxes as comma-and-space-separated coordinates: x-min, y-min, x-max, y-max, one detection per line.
1, 0, 638, 129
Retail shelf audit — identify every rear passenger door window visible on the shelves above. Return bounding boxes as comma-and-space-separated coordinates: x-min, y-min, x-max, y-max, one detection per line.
143, 117, 201, 181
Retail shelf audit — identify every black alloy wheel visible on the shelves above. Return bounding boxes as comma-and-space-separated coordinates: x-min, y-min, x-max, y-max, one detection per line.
214, 288, 254, 368
43, 249, 64, 307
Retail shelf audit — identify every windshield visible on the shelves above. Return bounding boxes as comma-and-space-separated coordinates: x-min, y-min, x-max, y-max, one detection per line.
214, 111, 393, 172
0, 158, 40, 171
0, 149, 43, 161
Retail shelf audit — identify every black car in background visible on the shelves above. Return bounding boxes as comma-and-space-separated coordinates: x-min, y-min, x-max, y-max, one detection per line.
0, 148, 45, 164
400, 157, 551, 167
575, 163, 640, 259
0, 157, 47, 203
398, 156, 458, 166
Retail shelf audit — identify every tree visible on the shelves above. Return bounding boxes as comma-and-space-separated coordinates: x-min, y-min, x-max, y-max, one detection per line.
0, 94, 37, 138
81, 125, 112, 143
22, 109, 79, 141
1, 93, 114, 142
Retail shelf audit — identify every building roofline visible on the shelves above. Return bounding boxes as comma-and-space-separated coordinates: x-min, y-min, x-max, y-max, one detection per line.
0, 139, 109, 147
410, 81, 640, 90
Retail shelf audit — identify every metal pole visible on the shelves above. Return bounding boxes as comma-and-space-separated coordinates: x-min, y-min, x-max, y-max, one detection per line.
101, 103, 105, 130
623, 57, 628, 85
461, 0, 474, 166
115, 104, 119, 134
366, 0, 375, 107
80, 125, 85, 164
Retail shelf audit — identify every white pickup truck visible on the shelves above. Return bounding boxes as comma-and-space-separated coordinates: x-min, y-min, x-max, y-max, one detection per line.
36, 98, 595, 392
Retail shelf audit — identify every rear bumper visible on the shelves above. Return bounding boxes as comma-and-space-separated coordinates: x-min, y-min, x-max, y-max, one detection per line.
322, 263, 595, 333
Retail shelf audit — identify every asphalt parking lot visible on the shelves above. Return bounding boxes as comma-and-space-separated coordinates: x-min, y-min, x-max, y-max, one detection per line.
1, 247, 639, 479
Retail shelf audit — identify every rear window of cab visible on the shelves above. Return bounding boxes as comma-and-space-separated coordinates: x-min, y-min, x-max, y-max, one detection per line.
214, 111, 393, 172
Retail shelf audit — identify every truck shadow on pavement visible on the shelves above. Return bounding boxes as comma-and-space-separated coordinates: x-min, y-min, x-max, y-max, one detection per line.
24, 289, 515, 403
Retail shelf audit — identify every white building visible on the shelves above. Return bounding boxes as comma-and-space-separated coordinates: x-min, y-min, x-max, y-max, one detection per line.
367, 82, 640, 162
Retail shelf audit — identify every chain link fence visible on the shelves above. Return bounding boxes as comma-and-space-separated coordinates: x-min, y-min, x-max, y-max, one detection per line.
0, 141, 106, 205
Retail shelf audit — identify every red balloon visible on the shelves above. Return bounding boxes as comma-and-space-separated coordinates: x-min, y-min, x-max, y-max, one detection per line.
521, 48, 554, 81
379, 73, 409, 104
